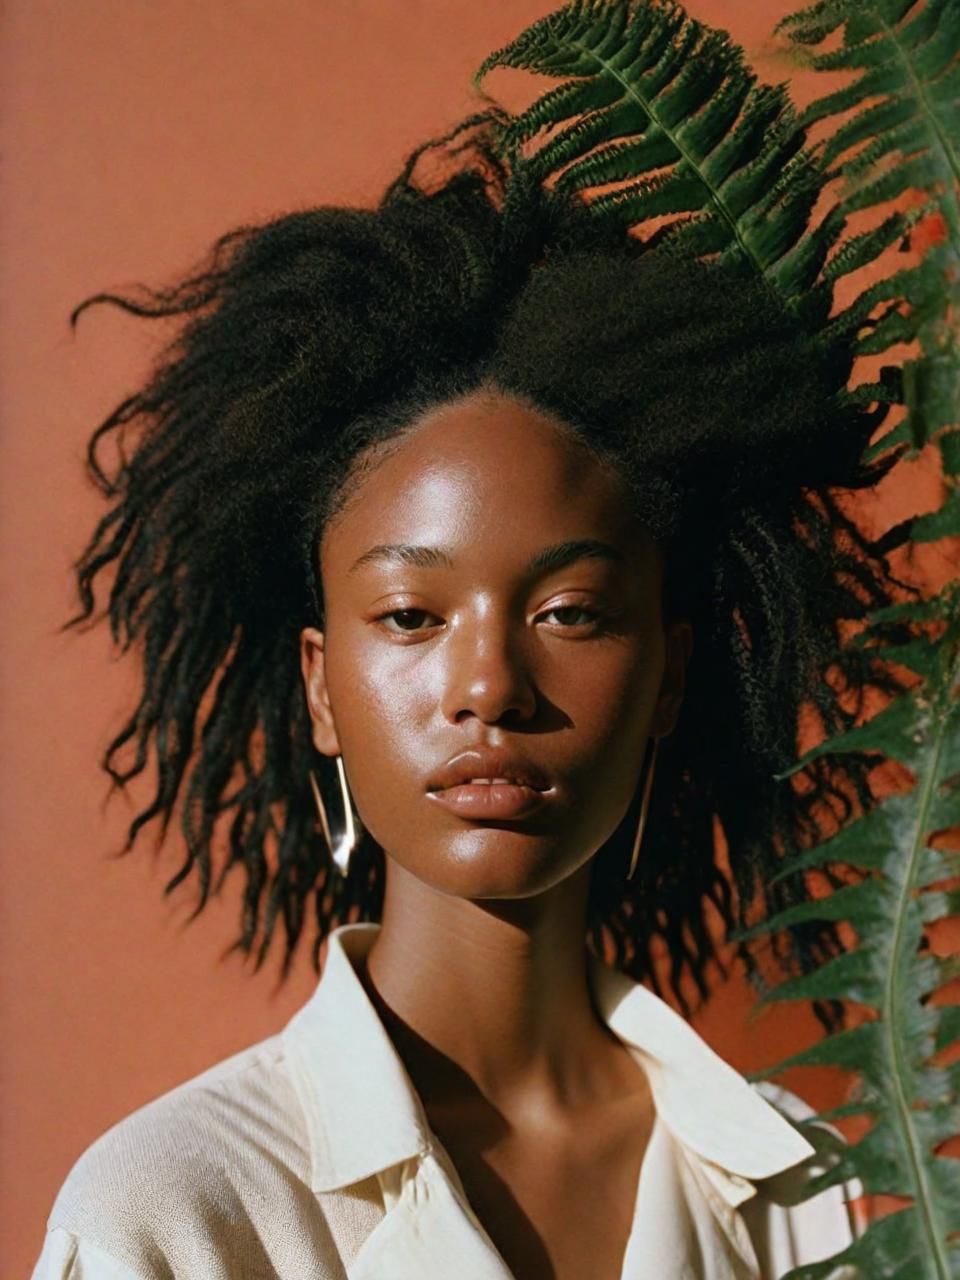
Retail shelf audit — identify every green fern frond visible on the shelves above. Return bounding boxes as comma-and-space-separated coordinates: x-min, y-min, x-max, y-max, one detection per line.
476, 0, 841, 306
775, 0, 960, 436
822, 204, 929, 281
751, 581, 960, 1279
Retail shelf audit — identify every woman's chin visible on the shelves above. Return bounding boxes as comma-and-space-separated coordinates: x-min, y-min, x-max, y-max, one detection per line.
400, 828, 584, 901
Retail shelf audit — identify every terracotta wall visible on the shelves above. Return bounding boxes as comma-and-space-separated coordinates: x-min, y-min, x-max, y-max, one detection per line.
2, 2, 954, 1275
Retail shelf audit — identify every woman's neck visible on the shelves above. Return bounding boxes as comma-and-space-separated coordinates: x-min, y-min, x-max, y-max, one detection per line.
360, 858, 632, 1126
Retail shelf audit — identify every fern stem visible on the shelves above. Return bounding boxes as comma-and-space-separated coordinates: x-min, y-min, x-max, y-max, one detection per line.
565, 35, 780, 300
881, 645, 958, 1280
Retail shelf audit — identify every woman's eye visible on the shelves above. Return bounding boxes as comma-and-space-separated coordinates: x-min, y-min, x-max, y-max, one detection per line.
377, 604, 604, 634
541, 604, 600, 627
379, 608, 439, 633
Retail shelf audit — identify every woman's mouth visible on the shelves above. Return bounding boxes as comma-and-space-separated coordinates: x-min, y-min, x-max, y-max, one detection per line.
426, 779, 554, 820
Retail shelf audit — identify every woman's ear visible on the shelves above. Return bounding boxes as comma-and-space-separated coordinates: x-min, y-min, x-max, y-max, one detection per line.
653, 619, 693, 739
300, 626, 342, 756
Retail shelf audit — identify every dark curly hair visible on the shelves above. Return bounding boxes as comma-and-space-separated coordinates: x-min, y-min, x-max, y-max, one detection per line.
64, 119, 909, 1015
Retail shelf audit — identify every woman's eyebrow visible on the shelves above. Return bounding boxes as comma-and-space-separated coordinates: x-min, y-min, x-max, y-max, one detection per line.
348, 539, 625, 574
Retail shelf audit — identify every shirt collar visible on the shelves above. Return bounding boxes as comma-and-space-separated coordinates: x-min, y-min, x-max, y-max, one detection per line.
281, 922, 814, 1200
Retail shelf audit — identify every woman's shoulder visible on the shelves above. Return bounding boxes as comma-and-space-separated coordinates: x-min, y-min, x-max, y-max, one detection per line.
33, 1033, 320, 1279
50, 1033, 302, 1200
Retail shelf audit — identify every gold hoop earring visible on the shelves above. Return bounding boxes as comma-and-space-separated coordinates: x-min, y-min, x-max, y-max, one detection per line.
627, 737, 659, 881
309, 755, 358, 876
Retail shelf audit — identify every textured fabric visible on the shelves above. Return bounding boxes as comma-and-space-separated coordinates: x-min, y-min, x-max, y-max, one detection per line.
33, 922, 860, 1279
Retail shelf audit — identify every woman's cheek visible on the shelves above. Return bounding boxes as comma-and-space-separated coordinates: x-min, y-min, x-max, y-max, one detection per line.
329, 643, 432, 799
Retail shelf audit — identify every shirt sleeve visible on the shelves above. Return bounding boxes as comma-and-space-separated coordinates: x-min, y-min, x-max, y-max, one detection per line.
31, 1227, 153, 1280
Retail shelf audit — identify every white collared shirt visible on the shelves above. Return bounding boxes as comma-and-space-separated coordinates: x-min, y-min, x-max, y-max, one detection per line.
32, 923, 859, 1279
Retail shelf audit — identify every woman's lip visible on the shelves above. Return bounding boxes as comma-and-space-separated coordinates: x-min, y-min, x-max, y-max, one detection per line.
426, 782, 555, 820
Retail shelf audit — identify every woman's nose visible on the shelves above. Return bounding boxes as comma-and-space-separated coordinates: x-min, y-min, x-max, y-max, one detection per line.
441, 609, 538, 726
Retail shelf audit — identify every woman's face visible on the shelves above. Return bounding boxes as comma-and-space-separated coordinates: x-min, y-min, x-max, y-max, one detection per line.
301, 388, 691, 901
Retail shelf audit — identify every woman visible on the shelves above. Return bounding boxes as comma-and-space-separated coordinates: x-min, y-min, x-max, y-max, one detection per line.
32, 118, 897, 1278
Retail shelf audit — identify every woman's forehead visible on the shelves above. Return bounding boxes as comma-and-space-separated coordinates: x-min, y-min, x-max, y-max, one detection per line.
320, 389, 648, 570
